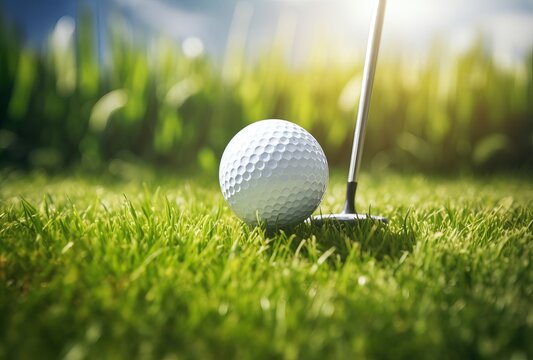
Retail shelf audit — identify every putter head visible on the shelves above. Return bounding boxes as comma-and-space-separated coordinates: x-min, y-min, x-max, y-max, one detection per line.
309, 213, 388, 226
309, 182, 388, 226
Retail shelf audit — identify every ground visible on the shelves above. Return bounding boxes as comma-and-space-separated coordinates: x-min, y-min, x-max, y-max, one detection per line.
0, 168, 532, 359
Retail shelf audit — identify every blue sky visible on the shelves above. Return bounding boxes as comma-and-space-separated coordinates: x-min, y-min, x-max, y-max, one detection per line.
3, 0, 533, 67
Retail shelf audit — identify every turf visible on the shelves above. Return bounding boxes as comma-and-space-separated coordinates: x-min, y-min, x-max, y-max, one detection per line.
0, 169, 532, 359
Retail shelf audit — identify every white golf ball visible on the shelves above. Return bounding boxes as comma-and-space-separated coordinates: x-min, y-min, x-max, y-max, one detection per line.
219, 119, 328, 229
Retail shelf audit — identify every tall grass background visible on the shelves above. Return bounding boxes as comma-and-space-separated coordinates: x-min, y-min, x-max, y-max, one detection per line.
0, 8, 531, 173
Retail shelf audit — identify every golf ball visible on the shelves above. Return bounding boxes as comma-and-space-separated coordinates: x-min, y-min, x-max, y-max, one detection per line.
219, 119, 328, 229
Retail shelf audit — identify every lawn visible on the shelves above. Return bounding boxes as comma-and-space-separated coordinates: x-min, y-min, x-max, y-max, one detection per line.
0, 169, 532, 359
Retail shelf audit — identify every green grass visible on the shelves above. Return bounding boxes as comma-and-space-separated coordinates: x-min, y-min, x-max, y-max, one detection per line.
0, 169, 532, 359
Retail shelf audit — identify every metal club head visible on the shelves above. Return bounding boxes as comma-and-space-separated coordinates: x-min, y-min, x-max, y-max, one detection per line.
310, 213, 388, 226
309, 181, 388, 226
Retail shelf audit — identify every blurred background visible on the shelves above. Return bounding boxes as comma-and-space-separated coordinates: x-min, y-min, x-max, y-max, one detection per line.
0, 0, 532, 174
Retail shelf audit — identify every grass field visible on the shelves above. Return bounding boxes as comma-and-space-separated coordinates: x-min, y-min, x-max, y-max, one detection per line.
0, 169, 532, 359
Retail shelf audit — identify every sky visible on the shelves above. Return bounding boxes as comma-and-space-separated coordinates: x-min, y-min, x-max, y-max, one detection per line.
3, 0, 533, 68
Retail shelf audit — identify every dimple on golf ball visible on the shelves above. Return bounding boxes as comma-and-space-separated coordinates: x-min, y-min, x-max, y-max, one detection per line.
219, 119, 328, 229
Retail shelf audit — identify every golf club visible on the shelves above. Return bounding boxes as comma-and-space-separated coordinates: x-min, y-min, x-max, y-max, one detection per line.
312, 0, 388, 225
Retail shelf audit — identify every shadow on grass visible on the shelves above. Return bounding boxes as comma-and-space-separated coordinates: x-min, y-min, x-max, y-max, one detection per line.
266, 214, 416, 265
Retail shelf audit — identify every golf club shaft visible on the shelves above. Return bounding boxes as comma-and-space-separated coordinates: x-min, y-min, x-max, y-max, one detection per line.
347, 0, 386, 183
